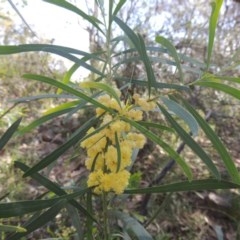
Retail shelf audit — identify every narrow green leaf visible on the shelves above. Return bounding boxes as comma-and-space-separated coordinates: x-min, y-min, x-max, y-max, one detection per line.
138, 34, 157, 95
0, 198, 61, 218
113, 0, 127, 16
206, 0, 223, 70
155, 36, 183, 82
121, 117, 192, 180
66, 204, 83, 238
125, 179, 240, 194
7, 200, 66, 240
216, 76, 240, 84
43, 0, 104, 34
43, 100, 80, 115
114, 16, 140, 52
194, 81, 240, 101
41, 48, 104, 76
15, 161, 97, 222
23, 117, 99, 177
1, 45, 104, 75
138, 121, 174, 133
18, 108, 74, 135
0, 187, 91, 218
115, 132, 121, 172
177, 96, 240, 184
113, 211, 153, 240
161, 97, 199, 137
114, 16, 158, 95
0, 224, 26, 233
158, 104, 220, 179
23, 74, 114, 114
57, 61, 85, 94
0, 118, 21, 151
0, 44, 102, 58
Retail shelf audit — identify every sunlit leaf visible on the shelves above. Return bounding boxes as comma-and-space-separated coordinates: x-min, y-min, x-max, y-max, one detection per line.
206, 0, 223, 70
57, 59, 90, 94
0, 224, 26, 233
216, 76, 240, 84
43, 100, 81, 115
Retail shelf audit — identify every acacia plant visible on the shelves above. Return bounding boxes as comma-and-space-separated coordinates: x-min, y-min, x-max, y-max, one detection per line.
0, 0, 240, 239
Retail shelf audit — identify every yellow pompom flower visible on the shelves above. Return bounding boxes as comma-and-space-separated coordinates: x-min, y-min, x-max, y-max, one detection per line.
98, 94, 111, 104
81, 90, 154, 195
95, 95, 111, 116
87, 169, 104, 188
133, 93, 156, 111
100, 173, 112, 192
105, 146, 118, 172
96, 107, 106, 116
102, 114, 113, 125
109, 170, 130, 194
127, 132, 146, 148
109, 98, 121, 111
125, 109, 143, 121
80, 127, 95, 148
120, 140, 132, 167
85, 153, 105, 171
109, 120, 130, 136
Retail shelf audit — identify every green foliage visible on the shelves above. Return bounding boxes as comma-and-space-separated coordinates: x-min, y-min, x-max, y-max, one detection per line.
207, 0, 223, 70
0, 0, 240, 239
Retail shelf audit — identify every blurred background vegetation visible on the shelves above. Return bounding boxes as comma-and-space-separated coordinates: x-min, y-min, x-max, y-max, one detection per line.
1, 0, 240, 239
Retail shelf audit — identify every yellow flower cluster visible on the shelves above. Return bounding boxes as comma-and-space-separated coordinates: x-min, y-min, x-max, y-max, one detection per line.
133, 93, 156, 111
81, 91, 155, 195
